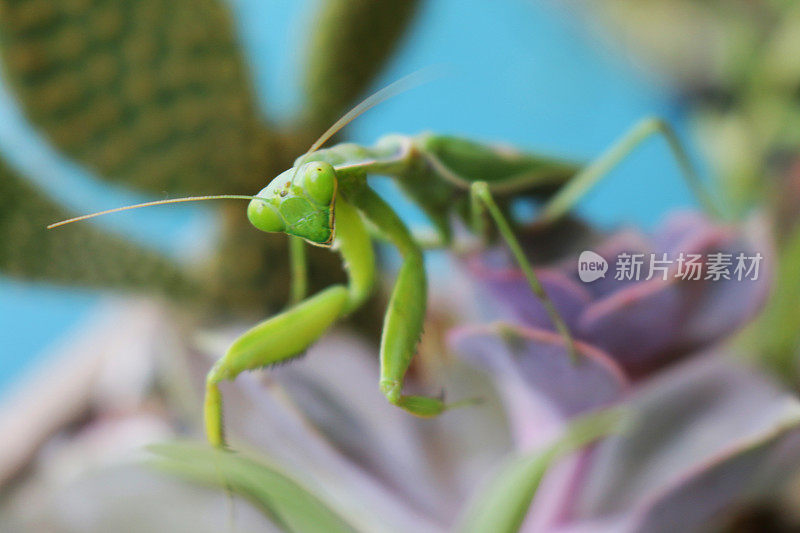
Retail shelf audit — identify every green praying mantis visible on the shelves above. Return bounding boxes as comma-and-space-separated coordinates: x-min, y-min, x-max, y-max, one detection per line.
49, 75, 715, 449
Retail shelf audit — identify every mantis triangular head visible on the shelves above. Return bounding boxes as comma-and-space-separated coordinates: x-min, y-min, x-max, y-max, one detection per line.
247, 162, 337, 246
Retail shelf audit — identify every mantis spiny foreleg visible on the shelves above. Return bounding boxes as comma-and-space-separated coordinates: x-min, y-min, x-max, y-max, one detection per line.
204, 198, 374, 447
342, 181, 476, 415
204, 285, 349, 447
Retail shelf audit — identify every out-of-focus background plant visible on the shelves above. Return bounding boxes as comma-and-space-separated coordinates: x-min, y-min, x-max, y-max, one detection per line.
586, 0, 800, 381
2, 1, 800, 532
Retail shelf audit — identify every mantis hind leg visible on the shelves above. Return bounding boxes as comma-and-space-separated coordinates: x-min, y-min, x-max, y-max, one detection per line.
471, 182, 579, 362
538, 117, 719, 225
205, 285, 349, 447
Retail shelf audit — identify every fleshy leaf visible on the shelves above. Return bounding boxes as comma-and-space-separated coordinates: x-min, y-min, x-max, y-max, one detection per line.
570, 357, 800, 525
578, 216, 770, 376
578, 279, 686, 377
148, 442, 358, 533
747, 220, 800, 380
631, 427, 800, 533
458, 408, 623, 533
651, 210, 714, 255
0, 0, 267, 194
302, 0, 421, 131
562, 229, 651, 299
674, 221, 771, 349
466, 258, 591, 331
189, 331, 449, 531
0, 158, 197, 296
450, 323, 627, 449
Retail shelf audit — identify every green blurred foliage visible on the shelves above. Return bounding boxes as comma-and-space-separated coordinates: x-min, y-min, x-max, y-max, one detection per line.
595, 0, 800, 218
0, 0, 265, 194
302, 0, 420, 132
0, 158, 196, 296
149, 442, 358, 533
458, 408, 622, 533
0, 0, 421, 318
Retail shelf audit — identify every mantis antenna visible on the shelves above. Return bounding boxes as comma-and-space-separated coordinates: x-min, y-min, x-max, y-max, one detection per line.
47, 195, 264, 229
47, 67, 441, 230
303, 66, 441, 155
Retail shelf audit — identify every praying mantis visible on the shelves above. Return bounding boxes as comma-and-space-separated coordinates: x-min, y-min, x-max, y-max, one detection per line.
49, 76, 714, 449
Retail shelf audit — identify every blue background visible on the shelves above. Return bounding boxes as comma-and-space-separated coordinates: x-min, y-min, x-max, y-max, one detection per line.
0, 0, 699, 395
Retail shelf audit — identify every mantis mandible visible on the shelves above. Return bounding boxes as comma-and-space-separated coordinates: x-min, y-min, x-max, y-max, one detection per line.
49, 74, 715, 449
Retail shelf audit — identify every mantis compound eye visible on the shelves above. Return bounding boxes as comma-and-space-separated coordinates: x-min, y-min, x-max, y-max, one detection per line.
247, 198, 285, 233
301, 162, 336, 206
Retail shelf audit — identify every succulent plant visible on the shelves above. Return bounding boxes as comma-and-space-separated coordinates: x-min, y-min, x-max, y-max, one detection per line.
464, 356, 800, 533
4, 3, 800, 532
586, 0, 800, 382
445, 211, 800, 531
450, 211, 771, 446
457, 211, 770, 377
0, 158, 194, 295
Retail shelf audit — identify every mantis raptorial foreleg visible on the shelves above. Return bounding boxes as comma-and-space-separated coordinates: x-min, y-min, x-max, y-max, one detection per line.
470, 182, 579, 361
537, 117, 719, 224
343, 182, 476, 416
205, 285, 349, 447
204, 197, 374, 447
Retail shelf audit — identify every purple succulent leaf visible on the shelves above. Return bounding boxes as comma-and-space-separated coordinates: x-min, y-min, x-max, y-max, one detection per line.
522, 446, 600, 532
675, 276, 770, 352
577, 216, 771, 376
628, 425, 800, 533
577, 279, 687, 377
449, 323, 628, 449
563, 230, 651, 299
673, 218, 772, 349
566, 356, 800, 526
273, 335, 512, 522
466, 254, 591, 331
651, 210, 716, 255
543, 517, 632, 533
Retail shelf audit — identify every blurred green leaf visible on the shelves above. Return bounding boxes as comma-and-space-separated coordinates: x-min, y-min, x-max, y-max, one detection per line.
0, 0, 267, 195
458, 408, 623, 533
302, 0, 421, 132
0, 158, 198, 296
148, 442, 358, 533
752, 221, 800, 381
